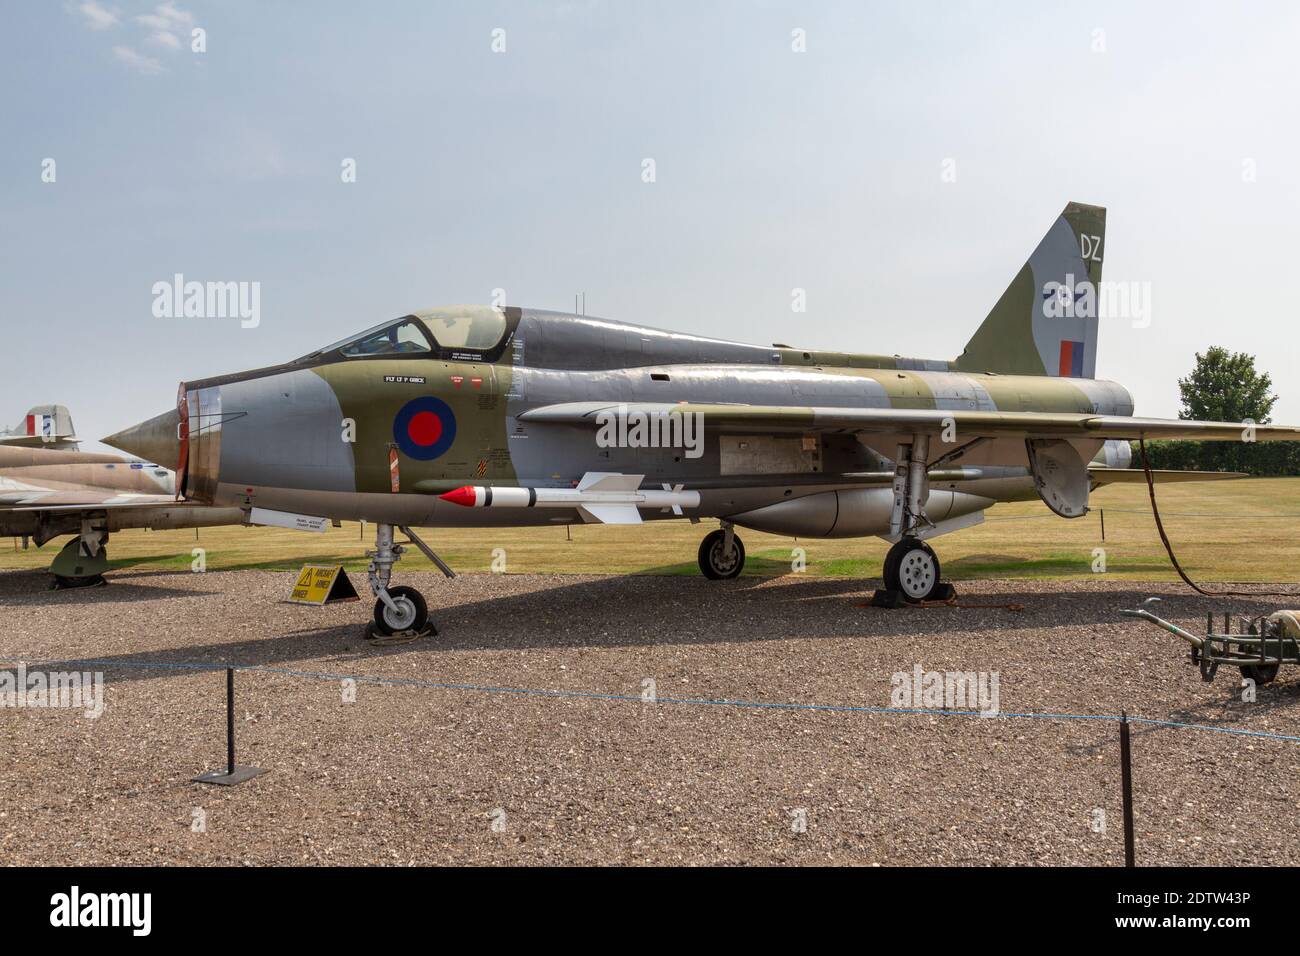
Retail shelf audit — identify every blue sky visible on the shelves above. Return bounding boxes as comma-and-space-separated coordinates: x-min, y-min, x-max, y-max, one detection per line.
3, 1, 1299, 447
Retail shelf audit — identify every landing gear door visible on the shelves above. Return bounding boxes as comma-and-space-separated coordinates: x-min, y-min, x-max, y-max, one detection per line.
1026, 438, 1088, 518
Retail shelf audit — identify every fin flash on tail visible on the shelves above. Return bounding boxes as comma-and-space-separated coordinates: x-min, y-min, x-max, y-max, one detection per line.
0, 404, 79, 449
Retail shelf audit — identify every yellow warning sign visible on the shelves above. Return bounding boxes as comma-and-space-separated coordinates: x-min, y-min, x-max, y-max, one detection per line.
288, 565, 359, 605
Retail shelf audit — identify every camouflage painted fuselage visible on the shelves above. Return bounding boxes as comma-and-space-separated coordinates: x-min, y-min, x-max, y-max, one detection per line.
170, 306, 1132, 537
106, 202, 1300, 541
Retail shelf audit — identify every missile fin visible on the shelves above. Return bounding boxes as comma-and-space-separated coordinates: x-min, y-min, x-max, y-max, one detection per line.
577, 472, 644, 493
577, 504, 643, 525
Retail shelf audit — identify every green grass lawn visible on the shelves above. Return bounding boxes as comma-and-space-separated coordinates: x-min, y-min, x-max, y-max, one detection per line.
4, 477, 1300, 581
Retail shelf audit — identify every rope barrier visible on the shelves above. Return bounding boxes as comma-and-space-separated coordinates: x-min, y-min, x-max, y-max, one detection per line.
4, 653, 1298, 746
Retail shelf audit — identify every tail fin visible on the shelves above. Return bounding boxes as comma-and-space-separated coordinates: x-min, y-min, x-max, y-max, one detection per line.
953, 201, 1106, 378
0, 404, 79, 448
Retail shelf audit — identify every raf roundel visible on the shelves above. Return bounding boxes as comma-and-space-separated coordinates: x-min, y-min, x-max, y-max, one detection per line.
392, 396, 457, 461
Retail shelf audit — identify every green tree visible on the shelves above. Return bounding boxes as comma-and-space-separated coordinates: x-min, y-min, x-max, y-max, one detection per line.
1177, 346, 1275, 424
1176, 348, 1276, 473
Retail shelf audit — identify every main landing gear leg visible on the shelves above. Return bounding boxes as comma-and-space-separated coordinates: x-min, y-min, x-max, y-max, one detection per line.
366, 522, 434, 637
875, 435, 955, 606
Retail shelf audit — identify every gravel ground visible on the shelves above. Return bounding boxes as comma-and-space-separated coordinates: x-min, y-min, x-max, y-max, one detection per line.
2, 568, 1300, 866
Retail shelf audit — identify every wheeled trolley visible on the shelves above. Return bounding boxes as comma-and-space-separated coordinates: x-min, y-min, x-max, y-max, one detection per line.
1121, 599, 1300, 685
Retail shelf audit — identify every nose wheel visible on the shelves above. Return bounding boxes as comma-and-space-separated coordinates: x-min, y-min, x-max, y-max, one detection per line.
698, 526, 745, 579
373, 585, 429, 635
365, 523, 444, 638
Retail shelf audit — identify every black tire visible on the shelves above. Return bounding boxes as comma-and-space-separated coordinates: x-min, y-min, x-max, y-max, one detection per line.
1238, 627, 1281, 685
372, 585, 429, 635
50, 574, 107, 590
698, 529, 745, 580
1242, 663, 1280, 685
882, 538, 943, 603
882, 540, 903, 591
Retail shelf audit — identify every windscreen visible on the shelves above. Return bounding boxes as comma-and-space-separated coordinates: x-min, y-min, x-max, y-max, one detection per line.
417, 307, 507, 351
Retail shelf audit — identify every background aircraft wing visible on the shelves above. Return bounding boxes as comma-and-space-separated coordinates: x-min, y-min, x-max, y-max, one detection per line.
0, 493, 180, 512
519, 402, 1300, 442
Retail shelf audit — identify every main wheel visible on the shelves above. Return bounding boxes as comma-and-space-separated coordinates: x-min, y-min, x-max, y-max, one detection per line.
698, 529, 745, 580
373, 585, 429, 635
883, 538, 943, 603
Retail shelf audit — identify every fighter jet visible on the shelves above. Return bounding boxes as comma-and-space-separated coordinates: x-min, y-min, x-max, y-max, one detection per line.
1, 405, 243, 587
105, 202, 1300, 633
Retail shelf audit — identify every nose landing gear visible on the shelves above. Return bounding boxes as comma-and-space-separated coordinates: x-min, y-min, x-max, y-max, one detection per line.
365, 523, 450, 638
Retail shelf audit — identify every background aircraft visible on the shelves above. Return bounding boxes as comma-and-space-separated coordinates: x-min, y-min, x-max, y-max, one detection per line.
1, 405, 243, 587
0, 404, 79, 450
104, 202, 1300, 633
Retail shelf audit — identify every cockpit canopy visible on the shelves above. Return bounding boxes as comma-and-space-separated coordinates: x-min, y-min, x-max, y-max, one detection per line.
299, 306, 509, 362
338, 318, 431, 357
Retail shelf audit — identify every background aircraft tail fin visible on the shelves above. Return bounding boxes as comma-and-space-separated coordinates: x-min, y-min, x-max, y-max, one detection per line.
0, 404, 79, 448
953, 201, 1106, 379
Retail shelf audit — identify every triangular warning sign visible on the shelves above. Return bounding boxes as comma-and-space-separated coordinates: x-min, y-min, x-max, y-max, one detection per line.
288, 565, 360, 605
324, 570, 359, 602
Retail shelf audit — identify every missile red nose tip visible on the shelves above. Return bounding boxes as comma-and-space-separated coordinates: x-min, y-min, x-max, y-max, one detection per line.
440, 486, 477, 507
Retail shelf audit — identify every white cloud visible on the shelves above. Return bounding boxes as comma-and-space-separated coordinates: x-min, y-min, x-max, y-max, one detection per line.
145, 30, 181, 49
112, 45, 165, 74
70, 1, 191, 75
134, 3, 192, 55
73, 0, 118, 31
137, 2, 192, 29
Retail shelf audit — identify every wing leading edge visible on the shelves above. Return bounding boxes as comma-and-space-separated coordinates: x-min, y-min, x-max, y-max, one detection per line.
519, 402, 1300, 443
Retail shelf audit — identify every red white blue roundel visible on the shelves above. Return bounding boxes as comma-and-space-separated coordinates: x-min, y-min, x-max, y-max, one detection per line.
393, 396, 457, 461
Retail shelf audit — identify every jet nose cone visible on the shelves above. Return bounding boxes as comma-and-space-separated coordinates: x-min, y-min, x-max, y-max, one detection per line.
103, 409, 180, 469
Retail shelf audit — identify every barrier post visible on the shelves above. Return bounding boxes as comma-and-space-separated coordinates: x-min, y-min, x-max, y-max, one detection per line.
193, 667, 266, 786
1120, 711, 1135, 867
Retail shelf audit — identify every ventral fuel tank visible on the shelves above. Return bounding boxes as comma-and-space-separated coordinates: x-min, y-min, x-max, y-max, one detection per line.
728, 488, 993, 539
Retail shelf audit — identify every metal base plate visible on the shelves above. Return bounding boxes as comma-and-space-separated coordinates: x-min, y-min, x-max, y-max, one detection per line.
192, 766, 267, 786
